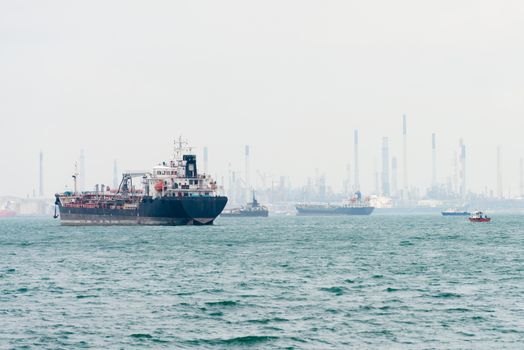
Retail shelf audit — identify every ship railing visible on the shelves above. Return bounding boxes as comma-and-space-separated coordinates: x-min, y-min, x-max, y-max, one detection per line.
164, 188, 217, 194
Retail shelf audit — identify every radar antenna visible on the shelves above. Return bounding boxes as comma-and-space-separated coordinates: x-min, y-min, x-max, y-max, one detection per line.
173, 136, 192, 163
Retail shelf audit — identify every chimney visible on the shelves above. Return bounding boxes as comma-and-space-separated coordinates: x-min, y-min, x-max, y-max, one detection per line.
431, 133, 437, 187
497, 145, 503, 198
113, 159, 118, 189
79, 149, 85, 191
458, 139, 466, 199
381, 137, 390, 196
39, 151, 44, 197
519, 158, 524, 198
391, 157, 398, 197
354, 129, 360, 191
402, 115, 408, 196
245, 145, 250, 199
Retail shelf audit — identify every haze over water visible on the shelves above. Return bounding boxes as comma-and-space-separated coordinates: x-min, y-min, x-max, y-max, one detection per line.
2, 216, 523, 349
3, 1, 524, 196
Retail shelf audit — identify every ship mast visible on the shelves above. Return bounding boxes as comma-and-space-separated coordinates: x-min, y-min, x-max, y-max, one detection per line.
173, 136, 191, 162
72, 162, 79, 194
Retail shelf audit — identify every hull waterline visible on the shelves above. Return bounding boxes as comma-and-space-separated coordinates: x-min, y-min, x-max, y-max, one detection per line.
58, 196, 228, 226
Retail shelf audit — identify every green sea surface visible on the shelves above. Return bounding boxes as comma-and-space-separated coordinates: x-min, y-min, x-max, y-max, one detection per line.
1, 215, 523, 349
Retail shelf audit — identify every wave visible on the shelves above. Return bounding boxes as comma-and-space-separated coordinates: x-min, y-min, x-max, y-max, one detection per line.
76, 295, 98, 299
247, 317, 289, 324
433, 292, 462, 298
130, 333, 153, 339
320, 286, 346, 295
190, 335, 278, 346
205, 300, 237, 307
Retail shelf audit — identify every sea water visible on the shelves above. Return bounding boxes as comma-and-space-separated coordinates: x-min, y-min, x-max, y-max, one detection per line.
1, 215, 523, 349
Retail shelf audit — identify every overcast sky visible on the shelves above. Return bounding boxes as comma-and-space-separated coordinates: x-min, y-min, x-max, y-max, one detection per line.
1, 1, 524, 197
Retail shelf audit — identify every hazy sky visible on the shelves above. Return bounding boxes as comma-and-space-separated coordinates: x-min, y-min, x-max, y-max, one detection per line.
1, 1, 524, 197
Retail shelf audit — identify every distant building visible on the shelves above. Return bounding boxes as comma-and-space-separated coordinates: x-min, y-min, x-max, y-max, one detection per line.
402, 115, 408, 197
354, 129, 360, 191
431, 133, 437, 188
458, 139, 466, 199
113, 160, 118, 189
497, 145, 503, 198
39, 151, 44, 197
79, 149, 86, 191
381, 137, 390, 196
391, 157, 398, 197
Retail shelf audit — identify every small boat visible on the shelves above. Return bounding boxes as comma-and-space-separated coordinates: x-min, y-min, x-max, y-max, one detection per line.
469, 211, 491, 222
0, 210, 16, 218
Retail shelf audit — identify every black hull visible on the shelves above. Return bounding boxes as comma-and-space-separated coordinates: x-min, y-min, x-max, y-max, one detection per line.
58, 196, 228, 226
296, 206, 374, 216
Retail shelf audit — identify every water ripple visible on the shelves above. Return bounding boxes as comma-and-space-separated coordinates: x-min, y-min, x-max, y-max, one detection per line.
1, 215, 524, 348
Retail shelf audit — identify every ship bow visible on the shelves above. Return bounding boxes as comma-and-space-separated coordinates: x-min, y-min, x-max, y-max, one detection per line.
181, 196, 228, 225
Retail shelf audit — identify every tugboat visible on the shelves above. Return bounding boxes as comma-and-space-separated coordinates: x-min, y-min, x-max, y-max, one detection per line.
469, 211, 491, 222
220, 191, 269, 217
0, 201, 16, 218
54, 138, 228, 225
296, 191, 374, 216
441, 208, 470, 216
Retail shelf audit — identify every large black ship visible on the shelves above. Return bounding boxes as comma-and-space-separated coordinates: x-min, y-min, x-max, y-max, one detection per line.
55, 138, 227, 226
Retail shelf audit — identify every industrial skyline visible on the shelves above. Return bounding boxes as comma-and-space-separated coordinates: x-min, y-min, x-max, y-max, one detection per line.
2, 1, 524, 199
26, 117, 524, 206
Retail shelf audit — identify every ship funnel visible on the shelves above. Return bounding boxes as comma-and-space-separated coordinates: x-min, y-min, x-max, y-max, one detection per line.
183, 155, 198, 178
354, 130, 359, 191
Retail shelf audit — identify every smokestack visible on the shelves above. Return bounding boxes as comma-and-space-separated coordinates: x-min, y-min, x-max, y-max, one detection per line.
232, 171, 237, 204
391, 157, 398, 197
39, 151, 43, 197
345, 163, 351, 195
458, 139, 466, 199
453, 149, 458, 194
245, 145, 250, 199
497, 145, 503, 198
431, 133, 437, 187
381, 137, 390, 196
520, 158, 524, 198
402, 115, 408, 196
228, 162, 233, 203
354, 129, 360, 191
203, 147, 209, 174
113, 159, 118, 189
373, 158, 379, 195
79, 149, 85, 192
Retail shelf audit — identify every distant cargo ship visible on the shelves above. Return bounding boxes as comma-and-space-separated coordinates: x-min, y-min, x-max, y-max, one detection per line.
55, 138, 227, 226
221, 192, 269, 217
296, 192, 374, 216
441, 208, 470, 216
